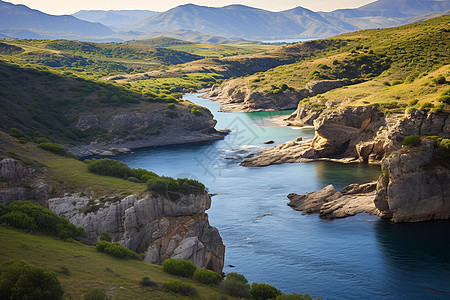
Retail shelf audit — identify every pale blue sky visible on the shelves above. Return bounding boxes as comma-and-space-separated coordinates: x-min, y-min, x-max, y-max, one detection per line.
7, 0, 375, 15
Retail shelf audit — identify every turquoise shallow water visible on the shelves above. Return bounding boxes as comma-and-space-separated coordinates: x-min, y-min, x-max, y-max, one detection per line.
115, 94, 450, 300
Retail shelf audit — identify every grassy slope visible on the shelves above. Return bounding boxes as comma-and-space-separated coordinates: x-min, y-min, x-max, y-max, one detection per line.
214, 15, 449, 108
0, 131, 146, 198
0, 227, 232, 300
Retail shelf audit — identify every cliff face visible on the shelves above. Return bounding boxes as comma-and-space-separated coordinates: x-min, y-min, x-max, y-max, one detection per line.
48, 192, 225, 273
0, 158, 49, 206
203, 80, 345, 112
374, 141, 450, 222
69, 104, 227, 157
242, 107, 449, 223
243, 108, 449, 166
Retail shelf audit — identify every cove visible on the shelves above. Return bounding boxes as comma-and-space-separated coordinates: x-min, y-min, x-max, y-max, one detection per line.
114, 94, 450, 300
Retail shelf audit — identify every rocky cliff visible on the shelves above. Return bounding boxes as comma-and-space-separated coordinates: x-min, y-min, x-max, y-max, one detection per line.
69, 104, 227, 158
49, 192, 224, 272
0, 156, 225, 273
243, 108, 450, 167
203, 80, 345, 112
374, 141, 450, 222
243, 107, 449, 222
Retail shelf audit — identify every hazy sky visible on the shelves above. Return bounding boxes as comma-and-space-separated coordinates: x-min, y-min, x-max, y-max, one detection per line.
7, 0, 376, 15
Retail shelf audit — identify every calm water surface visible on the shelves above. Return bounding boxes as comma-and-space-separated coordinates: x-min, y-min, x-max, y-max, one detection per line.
116, 94, 450, 300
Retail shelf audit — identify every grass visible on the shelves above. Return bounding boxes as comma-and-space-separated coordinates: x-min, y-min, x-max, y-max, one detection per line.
210, 15, 449, 110
0, 131, 146, 198
0, 227, 233, 299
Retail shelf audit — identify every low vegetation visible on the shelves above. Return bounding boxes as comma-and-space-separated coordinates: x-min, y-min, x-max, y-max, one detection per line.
0, 259, 64, 300
193, 268, 223, 286
94, 241, 141, 260
0, 201, 86, 240
163, 280, 198, 297
162, 258, 197, 278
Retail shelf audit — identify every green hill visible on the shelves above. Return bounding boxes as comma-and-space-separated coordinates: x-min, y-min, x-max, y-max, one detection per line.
0, 227, 231, 299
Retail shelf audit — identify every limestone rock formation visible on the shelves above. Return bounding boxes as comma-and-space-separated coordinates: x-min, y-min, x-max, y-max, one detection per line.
0, 158, 49, 206
243, 109, 449, 167
48, 192, 225, 273
203, 80, 345, 112
70, 106, 227, 157
287, 182, 378, 218
374, 141, 450, 222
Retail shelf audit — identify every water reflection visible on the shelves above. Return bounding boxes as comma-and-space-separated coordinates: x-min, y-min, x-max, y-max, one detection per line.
375, 219, 450, 299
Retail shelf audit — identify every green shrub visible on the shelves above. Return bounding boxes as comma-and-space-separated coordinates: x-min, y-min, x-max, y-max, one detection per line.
434, 102, 445, 113
0, 260, 64, 300
95, 241, 140, 260
406, 107, 417, 114
431, 75, 446, 84
273, 88, 282, 94
99, 231, 112, 242
84, 289, 108, 300
407, 99, 418, 107
33, 137, 50, 144
38, 142, 67, 156
130, 168, 158, 182
250, 283, 282, 299
162, 258, 197, 278
276, 294, 317, 300
9, 128, 26, 139
190, 108, 203, 116
402, 135, 421, 147
146, 176, 206, 194
437, 138, 450, 160
193, 268, 222, 285
391, 80, 403, 86
0, 201, 85, 240
163, 280, 198, 297
420, 102, 434, 110
219, 273, 250, 298
85, 158, 131, 179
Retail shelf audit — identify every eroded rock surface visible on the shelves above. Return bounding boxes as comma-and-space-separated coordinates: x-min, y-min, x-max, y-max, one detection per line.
203, 80, 345, 112
288, 182, 378, 219
48, 192, 225, 272
374, 141, 450, 222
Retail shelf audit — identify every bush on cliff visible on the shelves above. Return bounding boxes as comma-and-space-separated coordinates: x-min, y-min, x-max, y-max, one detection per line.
193, 268, 223, 285
162, 258, 197, 278
250, 282, 282, 299
85, 158, 131, 179
219, 272, 251, 298
163, 280, 198, 297
402, 135, 421, 147
0, 201, 86, 240
0, 259, 64, 300
94, 241, 140, 260
38, 142, 76, 158
276, 294, 318, 300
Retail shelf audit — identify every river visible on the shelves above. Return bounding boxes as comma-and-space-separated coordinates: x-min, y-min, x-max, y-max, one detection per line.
114, 94, 450, 300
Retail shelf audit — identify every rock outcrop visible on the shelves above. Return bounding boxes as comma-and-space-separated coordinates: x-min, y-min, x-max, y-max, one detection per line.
243, 108, 450, 167
287, 182, 378, 219
69, 105, 227, 158
203, 80, 345, 112
48, 192, 225, 273
374, 141, 450, 222
0, 158, 49, 206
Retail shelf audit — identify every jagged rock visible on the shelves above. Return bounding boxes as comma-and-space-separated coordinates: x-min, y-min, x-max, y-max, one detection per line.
48, 193, 225, 273
288, 182, 378, 218
242, 109, 449, 167
264, 140, 274, 144
374, 141, 450, 222
203, 80, 345, 112
0, 159, 26, 181
286, 107, 321, 127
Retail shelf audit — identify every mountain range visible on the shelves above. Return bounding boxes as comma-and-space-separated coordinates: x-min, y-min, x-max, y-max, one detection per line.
0, 0, 449, 42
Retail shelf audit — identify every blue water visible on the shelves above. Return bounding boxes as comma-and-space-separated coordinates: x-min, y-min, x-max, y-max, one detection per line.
115, 94, 450, 300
